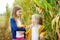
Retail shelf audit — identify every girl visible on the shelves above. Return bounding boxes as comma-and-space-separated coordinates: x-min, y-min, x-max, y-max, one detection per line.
10, 6, 26, 40
26, 14, 47, 40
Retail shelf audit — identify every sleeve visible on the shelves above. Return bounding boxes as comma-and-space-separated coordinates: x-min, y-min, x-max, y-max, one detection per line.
40, 31, 47, 36
39, 25, 47, 37
38, 25, 45, 33
10, 18, 26, 31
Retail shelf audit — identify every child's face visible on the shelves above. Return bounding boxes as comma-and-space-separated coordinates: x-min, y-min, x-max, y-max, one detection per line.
32, 16, 39, 24
32, 16, 36, 24
16, 9, 22, 17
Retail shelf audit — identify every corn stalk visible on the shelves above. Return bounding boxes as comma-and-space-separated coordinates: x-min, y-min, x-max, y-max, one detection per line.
13, 0, 59, 40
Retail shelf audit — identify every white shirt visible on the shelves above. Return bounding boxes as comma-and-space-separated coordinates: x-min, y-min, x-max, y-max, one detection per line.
16, 18, 24, 38
32, 24, 40, 40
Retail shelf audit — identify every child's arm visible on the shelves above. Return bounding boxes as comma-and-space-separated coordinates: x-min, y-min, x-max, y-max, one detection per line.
25, 26, 31, 36
40, 31, 47, 36
10, 18, 26, 31
40, 31, 47, 40
18, 25, 26, 28
38, 25, 45, 34
39, 25, 47, 40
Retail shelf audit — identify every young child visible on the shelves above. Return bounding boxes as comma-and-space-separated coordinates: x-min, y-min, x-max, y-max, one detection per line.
26, 14, 47, 40
10, 6, 26, 40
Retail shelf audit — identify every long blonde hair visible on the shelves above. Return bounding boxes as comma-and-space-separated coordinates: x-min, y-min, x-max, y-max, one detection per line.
32, 14, 43, 25
12, 6, 21, 19
12, 6, 24, 24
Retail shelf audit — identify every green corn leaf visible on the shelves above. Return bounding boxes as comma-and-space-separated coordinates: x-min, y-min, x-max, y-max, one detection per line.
34, 0, 44, 9
43, 0, 53, 12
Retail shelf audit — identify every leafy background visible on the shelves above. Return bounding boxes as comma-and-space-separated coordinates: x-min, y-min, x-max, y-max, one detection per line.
0, 0, 60, 40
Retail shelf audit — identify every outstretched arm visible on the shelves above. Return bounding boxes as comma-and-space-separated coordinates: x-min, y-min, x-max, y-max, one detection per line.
10, 18, 26, 31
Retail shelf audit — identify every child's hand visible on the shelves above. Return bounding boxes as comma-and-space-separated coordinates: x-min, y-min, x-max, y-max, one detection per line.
19, 25, 26, 28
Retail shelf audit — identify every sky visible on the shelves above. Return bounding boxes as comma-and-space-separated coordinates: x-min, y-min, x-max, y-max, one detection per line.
0, 0, 14, 14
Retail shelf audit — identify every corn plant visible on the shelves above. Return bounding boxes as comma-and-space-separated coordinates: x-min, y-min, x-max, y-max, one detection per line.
13, 0, 60, 40
3, 4, 11, 40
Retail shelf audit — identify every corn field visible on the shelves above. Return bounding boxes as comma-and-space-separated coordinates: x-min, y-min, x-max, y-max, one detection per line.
0, 0, 60, 40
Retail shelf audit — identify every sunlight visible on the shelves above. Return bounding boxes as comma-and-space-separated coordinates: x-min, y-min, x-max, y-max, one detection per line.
0, 0, 14, 14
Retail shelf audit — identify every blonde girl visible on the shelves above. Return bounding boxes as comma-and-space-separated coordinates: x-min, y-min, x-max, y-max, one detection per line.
26, 14, 47, 40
